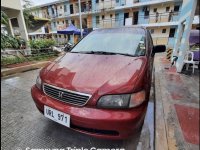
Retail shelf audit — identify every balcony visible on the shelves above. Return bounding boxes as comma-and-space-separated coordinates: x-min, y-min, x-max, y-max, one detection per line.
133, 11, 180, 26
93, 0, 174, 12
69, 1, 92, 16
94, 11, 180, 29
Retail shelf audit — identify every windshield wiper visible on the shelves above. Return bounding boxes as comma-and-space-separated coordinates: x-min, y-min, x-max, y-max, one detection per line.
71, 51, 117, 55
92, 51, 117, 55
71, 51, 138, 57
114, 53, 137, 57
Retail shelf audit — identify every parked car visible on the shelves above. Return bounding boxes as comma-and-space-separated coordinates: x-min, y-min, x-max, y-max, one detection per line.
31, 27, 166, 139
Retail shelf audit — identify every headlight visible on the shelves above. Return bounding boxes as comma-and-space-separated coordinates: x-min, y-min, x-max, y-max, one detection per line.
129, 90, 146, 108
97, 90, 146, 109
97, 94, 130, 109
36, 75, 42, 90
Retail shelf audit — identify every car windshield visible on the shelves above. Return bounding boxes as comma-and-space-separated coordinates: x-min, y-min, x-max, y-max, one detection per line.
71, 28, 146, 56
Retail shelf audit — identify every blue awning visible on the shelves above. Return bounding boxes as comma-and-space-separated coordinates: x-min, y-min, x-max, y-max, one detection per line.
57, 24, 87, 35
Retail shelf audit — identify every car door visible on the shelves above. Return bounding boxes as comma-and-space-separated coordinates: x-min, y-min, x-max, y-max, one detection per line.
145, 30, 154, 98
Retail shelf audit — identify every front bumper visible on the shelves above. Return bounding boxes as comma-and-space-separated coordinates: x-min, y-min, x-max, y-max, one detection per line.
31, 85, 148, 139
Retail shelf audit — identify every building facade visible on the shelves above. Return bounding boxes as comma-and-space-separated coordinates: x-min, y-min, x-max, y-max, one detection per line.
2, 0, 29, 41
28, 0, 198, 64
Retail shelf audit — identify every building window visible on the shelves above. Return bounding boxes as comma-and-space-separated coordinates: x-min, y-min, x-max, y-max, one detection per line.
110, 14, 113, 18
96, 16, 100, 24
162, 29, 166, 33
63, 20, 64, 24
144, 11, 149, 19
59, 35, 61, 38
10, 18, 19, 27
51, 6, 54, 14
150, 29, 154, 34
57, 21, 59, 24
116, 0, 119, 3
96, 0, 99, 3
71, 20, 75, 25
153, 8, 157, 13
169, 28, 176, 37
115, 13, 119, 21
53, 22, 56, 27
166, 7, 170, 12
60, 6, 62, 9
65, 20, 69, 25
102, 15, 104, 20
64, 5, 67, 12
174, 5, 180, 12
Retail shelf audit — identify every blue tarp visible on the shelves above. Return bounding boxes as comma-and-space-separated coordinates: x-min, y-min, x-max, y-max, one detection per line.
189, 30, 200, 45
57, 24, 87, 35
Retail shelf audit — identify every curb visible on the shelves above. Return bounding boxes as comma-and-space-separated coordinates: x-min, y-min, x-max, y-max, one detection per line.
1, 61, 50, 77
154, 54, 169, 150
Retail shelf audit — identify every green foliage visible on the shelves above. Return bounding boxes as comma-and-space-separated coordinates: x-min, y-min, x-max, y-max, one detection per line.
22, 0, 35, 29
1, 52, 58, 66
1, 57, 27, 66
1, 34, 27, 50
1, 34, 20, 50
1, 11, 8, 25
29, 39, 56, 49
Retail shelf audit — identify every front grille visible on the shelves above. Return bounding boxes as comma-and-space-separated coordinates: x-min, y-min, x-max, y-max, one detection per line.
70, 123, 119, 136
43, 83, 91, 106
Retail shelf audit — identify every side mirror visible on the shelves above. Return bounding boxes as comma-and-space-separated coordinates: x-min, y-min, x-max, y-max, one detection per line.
64, 43, 73, 52
152, 45, 166, 56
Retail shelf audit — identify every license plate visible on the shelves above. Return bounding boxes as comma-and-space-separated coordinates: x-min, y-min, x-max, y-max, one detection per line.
44, 105, 70, 127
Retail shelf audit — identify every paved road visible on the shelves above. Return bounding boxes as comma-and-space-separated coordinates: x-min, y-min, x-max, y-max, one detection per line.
1, 69, 154, 150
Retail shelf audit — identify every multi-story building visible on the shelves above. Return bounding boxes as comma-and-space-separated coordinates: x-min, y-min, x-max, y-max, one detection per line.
28, 0, 198, 55
2, 0, 28, 41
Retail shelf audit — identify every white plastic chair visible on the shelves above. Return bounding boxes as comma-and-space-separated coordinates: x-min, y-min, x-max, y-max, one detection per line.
183, 51, 195, 73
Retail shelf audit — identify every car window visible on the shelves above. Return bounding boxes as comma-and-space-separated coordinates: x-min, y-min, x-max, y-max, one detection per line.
71, 29, 146, 56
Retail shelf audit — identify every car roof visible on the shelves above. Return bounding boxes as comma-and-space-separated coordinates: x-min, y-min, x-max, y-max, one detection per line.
93, 26, 147, 35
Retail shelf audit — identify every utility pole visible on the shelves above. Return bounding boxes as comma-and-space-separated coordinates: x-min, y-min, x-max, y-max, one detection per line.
78, 0, 83, 38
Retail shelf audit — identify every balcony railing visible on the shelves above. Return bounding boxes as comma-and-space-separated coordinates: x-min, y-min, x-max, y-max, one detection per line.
92, 11, 180, 29
141, 11, 180, 24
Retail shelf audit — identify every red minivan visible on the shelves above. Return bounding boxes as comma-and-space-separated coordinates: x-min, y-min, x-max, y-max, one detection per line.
31, 27, 165, 139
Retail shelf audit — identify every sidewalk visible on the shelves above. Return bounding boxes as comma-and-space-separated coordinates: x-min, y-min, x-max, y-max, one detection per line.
154, 53, 199, 150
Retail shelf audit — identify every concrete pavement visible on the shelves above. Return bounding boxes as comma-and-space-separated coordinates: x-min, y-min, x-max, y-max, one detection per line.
154, 53, 199, 150
1, 69, 154, 150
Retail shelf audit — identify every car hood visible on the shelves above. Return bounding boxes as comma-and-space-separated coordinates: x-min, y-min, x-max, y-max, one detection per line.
41, 53, 147, 96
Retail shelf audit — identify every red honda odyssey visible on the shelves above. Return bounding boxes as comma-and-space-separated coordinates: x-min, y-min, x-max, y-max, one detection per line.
31, 27, 165, 139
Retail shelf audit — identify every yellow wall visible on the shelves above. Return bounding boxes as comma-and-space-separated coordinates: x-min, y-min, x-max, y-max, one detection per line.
57, 3, 65, 17
148, 27, 171, 45
98, 12, 115, 28
56, 18, 66, 30
99, 1, 116, 10
87, 15, 92, 28
149, 3, 175, 23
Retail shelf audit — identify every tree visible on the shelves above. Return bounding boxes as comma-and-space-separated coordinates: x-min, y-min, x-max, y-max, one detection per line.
22, 0, 35, 29
1, 11, 8, 25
